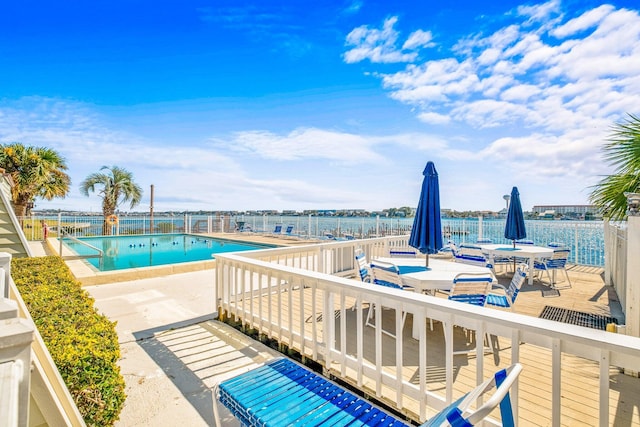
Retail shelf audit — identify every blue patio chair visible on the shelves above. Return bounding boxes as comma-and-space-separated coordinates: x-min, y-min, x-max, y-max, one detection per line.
389, 247, 417, 258
451, 243, 495, 273
534, 248, 571, 289
284, 225, 295, 236
213, 357, 522, 427
547, 241, 566, 248
486, 263, 529, 310
448, 273, 494, 355
366, 261, 413, 338
354, 248, 371, 283
448, 272, 493, 307
515, 239, 534, 245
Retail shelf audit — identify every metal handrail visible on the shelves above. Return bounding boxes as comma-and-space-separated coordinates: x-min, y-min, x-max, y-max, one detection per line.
57, 227, 103, 263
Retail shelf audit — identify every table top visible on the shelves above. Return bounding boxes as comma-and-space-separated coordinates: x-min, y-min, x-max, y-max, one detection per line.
477, 243, 554, 257
374, 257, 494, 291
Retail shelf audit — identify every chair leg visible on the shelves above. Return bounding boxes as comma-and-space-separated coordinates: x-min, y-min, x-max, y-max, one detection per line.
365, 304, 405, 338
551, 268, 572, 290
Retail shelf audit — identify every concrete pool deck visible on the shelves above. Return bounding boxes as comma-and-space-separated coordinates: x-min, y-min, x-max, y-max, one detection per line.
30, 239, 284, 426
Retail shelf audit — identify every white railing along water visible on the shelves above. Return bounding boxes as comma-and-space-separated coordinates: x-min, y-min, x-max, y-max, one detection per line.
215, 238, 640, 426
24, 214, 606, 266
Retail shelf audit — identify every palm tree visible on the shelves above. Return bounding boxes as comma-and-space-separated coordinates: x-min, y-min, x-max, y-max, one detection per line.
589, 114, 640, 221
0, 142, 71, 217
80, 166, 143, 234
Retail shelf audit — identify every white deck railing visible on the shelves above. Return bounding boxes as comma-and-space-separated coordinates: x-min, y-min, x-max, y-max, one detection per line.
215, 238, 640, 426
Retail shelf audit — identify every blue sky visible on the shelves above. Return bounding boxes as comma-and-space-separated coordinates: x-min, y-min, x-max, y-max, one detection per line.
1, 0, 639, 213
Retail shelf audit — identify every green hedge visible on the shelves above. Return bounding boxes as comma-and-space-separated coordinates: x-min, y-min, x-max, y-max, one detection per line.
12, 256, 126, 426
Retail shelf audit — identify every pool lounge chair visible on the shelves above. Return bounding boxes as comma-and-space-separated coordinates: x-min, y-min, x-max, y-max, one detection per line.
270, 224, 283, 235
213, 357, 522, 427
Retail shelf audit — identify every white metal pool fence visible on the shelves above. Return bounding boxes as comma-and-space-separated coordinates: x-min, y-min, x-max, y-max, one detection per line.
23, 214, 606, 266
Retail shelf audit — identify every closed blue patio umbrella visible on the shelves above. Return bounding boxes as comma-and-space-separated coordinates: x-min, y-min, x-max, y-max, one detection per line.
409, 161, 443, 267
505, 186, 526, 248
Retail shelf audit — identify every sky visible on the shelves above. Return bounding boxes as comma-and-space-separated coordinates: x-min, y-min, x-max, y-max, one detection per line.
1, 0, 639, 213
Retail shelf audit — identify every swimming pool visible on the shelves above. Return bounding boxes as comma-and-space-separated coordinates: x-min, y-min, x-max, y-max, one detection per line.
63, 234, 274, 272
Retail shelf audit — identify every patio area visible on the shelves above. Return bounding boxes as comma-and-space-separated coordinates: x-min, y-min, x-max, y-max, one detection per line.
77, 235, 640, 426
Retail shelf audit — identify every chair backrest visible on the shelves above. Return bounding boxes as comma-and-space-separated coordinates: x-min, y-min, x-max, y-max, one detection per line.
389, 247, 417, 258
515, 239, 534, 245
506, 263, 529, 304
454, 244, 492, 269
449, 273, 493, 306
547, 241, 566, 248
273, 224, 282, 233
284, 225, 294, 234
370, 261, 404, 289
546, 249, 570, 268
354, 248, 370, 282
447, 241, 459, 255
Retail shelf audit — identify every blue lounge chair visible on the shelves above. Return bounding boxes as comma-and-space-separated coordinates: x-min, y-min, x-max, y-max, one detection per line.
213, 357, 522, 427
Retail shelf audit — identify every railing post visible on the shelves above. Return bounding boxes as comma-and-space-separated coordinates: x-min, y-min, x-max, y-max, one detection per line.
0, 318, 34, 427
603, 220, 611, 287
574, 223, 580, 265
625, 194, 640, 338
0, 253, 10, 299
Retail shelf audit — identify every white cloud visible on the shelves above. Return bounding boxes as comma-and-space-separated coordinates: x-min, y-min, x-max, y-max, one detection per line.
344, 16, 432, 64
551, 4, 614, 38
221, 128, 385, 163
417, 112, 451, 125
516, 0, 562, 25
346, 4, 640, 179
403, 30, 435, 50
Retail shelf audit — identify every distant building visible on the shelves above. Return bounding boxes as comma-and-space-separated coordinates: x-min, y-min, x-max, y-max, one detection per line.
531, 205, 601, 219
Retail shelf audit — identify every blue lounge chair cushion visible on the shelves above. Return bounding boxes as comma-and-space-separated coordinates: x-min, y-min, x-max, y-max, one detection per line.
218, 358, 409, 427
485, 293, 509, 308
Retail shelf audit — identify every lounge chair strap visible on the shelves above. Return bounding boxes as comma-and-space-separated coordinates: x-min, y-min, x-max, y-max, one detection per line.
445, 408, 472, 426
496, 368, 515, 426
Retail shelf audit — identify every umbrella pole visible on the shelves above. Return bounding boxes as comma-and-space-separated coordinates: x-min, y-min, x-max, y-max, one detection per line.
513, 240, 516, 272
426, 254, 429, 268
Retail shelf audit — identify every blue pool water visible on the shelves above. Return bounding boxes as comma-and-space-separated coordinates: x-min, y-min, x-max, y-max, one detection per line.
63, 234, 274, 272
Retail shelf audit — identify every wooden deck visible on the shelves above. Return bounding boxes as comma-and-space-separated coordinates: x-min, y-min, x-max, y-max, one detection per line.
221, 264, 640, 426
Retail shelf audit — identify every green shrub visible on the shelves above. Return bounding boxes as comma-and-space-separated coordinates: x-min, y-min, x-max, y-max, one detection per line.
12, 256, 126, 426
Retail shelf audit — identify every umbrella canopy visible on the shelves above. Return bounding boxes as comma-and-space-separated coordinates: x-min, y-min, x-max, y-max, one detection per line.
409, 161, 443, 267
504, 186, 526, 246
